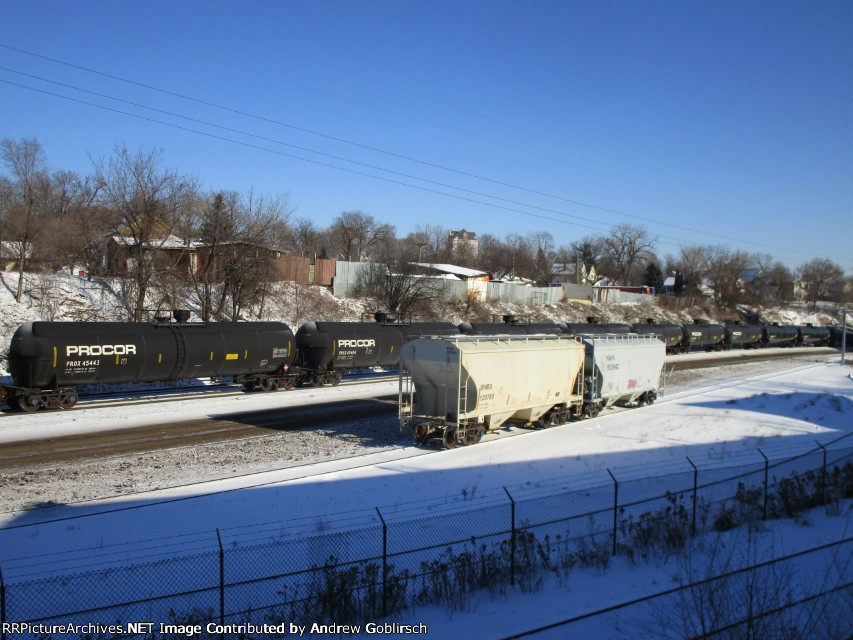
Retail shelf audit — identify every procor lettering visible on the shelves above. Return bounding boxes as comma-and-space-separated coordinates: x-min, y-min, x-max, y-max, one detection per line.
67, 344, 137, 356
338, 339, 376, 348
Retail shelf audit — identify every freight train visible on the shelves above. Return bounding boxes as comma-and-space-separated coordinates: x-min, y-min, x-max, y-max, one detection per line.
399, 333, 666, 448
1, 311, 843, 412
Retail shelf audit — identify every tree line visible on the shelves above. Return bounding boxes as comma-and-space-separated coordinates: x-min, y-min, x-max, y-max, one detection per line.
1, 137, 849, 320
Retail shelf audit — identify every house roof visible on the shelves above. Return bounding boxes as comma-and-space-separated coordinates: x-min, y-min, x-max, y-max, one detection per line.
409, 263, 490, 279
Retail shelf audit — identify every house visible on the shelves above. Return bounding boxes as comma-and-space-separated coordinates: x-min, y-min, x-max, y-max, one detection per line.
105, 233, 199, 276
0, 241, 33, 271
448, 229, 479, 259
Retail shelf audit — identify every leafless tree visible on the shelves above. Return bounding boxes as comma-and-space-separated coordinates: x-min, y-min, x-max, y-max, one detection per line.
329, 210, 385, 261
702, 246, 752, 307
601, 223, 656, 285
40, 170, 103, 275
1, 137, 52, 301
669, 246, 707, 297
291, 217, 322, 257
798, 258, 845, 311
569, 235, 605, 273
93, 144, 198, 320
354, 259, 442, 317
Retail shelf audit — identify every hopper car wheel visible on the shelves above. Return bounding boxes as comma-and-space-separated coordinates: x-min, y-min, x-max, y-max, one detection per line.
259, 377, 278, 392
414, 423, 430, 445
19, 395, 40, 412
443, 429, 458, 449
465, 429, 483, 445
60, 391, 78, 410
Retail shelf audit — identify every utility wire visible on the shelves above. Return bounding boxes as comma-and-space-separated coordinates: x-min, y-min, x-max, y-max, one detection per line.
1, 45, 846, 265
1, 68, 845, 268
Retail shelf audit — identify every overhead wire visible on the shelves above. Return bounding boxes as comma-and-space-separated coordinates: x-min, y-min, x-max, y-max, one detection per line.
1, 44, 843, 266
0, 61, 845, 269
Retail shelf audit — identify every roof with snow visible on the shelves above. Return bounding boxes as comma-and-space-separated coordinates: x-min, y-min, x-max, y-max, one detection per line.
409, 263, 490, 279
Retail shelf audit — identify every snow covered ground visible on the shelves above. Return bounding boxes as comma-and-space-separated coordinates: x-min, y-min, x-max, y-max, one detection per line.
0, 355, 849, 639
0, 272, 849, 637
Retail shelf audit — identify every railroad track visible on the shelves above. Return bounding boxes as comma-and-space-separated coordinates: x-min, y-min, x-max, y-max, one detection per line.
0, 348, 838, 471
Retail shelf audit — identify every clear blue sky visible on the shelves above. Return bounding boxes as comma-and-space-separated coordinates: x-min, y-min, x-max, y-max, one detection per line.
2, 0, 851, 272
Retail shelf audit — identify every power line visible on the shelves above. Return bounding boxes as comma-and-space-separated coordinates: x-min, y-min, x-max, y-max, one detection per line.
1, 64, 846, 268
2, 46, 848, 265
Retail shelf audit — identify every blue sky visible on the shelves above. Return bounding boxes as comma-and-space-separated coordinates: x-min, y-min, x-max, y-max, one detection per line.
1, 0, 851, 272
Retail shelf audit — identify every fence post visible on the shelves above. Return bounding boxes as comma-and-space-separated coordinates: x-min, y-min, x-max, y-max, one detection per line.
758, 449, 768, 520
503, 487, 516, 586
375, 507, 387, 617
686, 457, 698, 537
215, 529, 224, 640
607, 469, 618, 556
815, 441, 827, 505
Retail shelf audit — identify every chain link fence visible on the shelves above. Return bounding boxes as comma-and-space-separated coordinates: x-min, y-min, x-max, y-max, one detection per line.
2, 434, 851, 638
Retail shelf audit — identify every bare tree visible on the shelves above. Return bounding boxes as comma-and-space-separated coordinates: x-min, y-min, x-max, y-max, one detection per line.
329, 210, 385, 261
40, 170, 102, 275
601, 223, 655, 285
530, 231, 557, 286
291, 217, 322, 257
798, 258, 845, 311
1, 137, 51, 301
93, 144, 198, 320
569, 235, 605, 274
703, 246, 752, 307
354, 259, 442, 317
671, 246, 707, 298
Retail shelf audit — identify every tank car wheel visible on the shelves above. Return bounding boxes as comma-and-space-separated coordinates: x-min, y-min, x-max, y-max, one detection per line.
60, 391, 78, 410
330, 372, 342, 386
442, 429, 458, 449
280, 377, 294, 391
414, 423, 431, 445
311, 375, 326, 387
19, 395, 40, 412
259, 377, 278, 392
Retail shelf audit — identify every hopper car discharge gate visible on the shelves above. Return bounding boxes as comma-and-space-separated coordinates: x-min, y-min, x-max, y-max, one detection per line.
398, 335, 587, 449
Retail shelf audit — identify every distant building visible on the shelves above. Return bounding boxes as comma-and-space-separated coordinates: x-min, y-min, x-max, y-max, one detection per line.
448, 229, 478, 258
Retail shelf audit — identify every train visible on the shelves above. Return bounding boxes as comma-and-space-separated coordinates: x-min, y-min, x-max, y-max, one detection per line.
1, 311, 845, 412
399, 333, 666, 448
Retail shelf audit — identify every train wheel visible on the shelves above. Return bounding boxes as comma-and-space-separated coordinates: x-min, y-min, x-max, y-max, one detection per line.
280, 377, 294, 391
311, 375, 326, 387
442, 429, 458, 449
18, 395, 40, 412
330, 372, 342, 386
414, 423, 430, 445
259, 377, 278, 392
60, 391, 78, 410
465, 428, 483, 445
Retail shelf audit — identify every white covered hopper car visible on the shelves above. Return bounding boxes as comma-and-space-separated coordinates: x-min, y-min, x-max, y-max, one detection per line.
578, 333, 666, 417
398, 335, 586, 448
